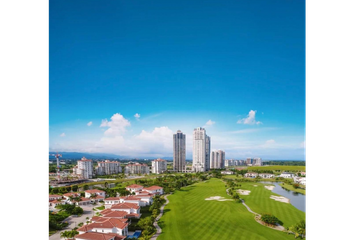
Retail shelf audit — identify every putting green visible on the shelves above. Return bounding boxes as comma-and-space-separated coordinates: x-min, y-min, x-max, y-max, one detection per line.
158, 178, 305, 240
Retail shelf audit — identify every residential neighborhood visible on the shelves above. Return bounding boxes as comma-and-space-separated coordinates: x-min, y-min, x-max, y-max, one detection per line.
49, 182, 166, 240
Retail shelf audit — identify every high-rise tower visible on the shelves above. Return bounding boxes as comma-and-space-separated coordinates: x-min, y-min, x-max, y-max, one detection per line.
173, 130, 186, 172
192, 127, 211, 172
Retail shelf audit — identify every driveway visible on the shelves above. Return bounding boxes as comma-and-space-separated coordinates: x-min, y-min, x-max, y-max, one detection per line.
50, 205, 95, 240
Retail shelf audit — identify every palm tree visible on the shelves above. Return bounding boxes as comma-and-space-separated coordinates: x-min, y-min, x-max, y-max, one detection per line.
60, 231, 69, 239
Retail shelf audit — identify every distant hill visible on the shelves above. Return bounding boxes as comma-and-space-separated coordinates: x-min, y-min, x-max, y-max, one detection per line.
49, 152, 124, 160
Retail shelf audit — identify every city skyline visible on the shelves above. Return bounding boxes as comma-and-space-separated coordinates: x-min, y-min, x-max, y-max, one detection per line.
49, 0, 305, 160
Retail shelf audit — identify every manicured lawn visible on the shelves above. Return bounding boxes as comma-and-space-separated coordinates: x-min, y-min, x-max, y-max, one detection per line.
236, 182, 305, 228
158, 179, 304, 240
279, 182, 306, 195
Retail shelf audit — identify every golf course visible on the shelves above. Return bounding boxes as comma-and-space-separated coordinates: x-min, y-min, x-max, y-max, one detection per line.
157, 178, 305, 240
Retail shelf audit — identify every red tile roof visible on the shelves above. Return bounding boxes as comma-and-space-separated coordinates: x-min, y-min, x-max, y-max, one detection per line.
105, 197, 121, 201
74, 232, 126, 240
122, 196, 141, 201
126, 184, 143, 189
49, 195, 62, 198
111, 202, 140, 210
102, 211, 127, 218
144, 186, 163, 191
63, 192, 80, 197
100, 209, 113, 215
78, 218, 128, 230
85, 189, 105, 194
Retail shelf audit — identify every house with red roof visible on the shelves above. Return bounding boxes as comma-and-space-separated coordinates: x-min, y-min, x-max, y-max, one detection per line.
85, 189, 106, 199
63, 192, 81, 200
120, 196, 144, 206
75, 232, 125, 240
125, 184, 144, 193
143, 186, 164, 195
98, 209, 128, 219
110, 203, 141, 219
104, 197, 123, 208
77, 218, 129, 236
49, 194, 63, 201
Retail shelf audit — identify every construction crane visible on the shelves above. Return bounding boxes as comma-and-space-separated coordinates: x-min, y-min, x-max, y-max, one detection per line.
49, 153, 62, 181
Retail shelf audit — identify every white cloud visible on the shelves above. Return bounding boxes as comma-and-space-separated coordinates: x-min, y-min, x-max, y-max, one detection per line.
60, 133, 66, 137
237, 110, 262, 125
203, 120, 215, 128
93, 125, 174, 157
87, 121, 93, 126
100, 113, 131, 136
300, 141, 306, 148
134, 113, 140, 120
265, 139, 275, 144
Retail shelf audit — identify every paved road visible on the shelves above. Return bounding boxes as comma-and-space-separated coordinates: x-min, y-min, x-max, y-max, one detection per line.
50, 205, 95, 240
150, 194, 170, 240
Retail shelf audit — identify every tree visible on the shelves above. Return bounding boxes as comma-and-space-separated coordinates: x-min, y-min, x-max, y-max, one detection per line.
51, 187, 59, 194
83, 185, 89, 190
72, 185, 78, 192
293, 183, 300, 189
260, 214, 283, 226
60, 231, 69, 239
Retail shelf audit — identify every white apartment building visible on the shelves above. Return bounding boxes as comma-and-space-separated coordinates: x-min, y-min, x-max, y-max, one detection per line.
96, 160, 122, 175
125, 163, 149, 175
151, 159, 167, 174
225, 159, 234, 167
75, 157, 93, 179
280, 172, 295, 178
253, 157, 262, 166
210, 150, 225, 169
192, 127, 210, 172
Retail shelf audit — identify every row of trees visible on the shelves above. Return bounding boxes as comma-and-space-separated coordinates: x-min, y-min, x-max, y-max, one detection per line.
60, 230, 79, 239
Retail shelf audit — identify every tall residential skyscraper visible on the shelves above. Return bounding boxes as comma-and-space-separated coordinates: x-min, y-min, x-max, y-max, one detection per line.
192, 127, 211, 172
173, 130, 186, 172
210, 150, 225, 169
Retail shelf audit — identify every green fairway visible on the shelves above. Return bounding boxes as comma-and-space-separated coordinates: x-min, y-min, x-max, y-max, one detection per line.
158, 178, 305, 240
236, 182, 305, 228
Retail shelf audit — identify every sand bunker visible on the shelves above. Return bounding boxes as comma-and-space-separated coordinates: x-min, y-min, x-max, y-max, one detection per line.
264, 185, 275, 191
205, 196, 233, 201
236, 189, 251, 195
253, 185, 258, 187
270, 195, 290, 203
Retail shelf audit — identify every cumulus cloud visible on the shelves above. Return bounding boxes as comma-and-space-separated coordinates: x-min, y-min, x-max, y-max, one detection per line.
87, 121, 93, 126
60, 133, 66, 137
204, 120, 215, 127
100, 113, 131, 136
134, 113, 140, 120
237, 110, 262, 125
94, 126, 174, 157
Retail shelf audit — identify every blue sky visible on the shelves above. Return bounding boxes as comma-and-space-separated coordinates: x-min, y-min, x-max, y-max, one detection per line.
49, 0, 305, 160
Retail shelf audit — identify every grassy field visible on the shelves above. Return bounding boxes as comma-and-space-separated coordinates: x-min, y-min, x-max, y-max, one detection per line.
158, 178, 305, 240
247, 165, 306, 172
279, 182, 306, 195
236, 182, 305, 227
